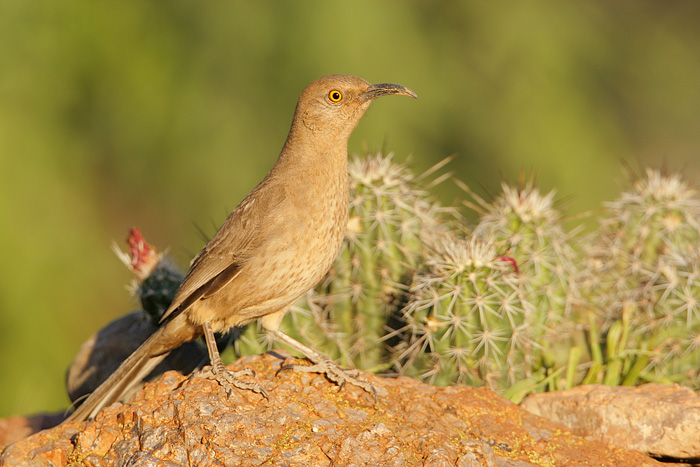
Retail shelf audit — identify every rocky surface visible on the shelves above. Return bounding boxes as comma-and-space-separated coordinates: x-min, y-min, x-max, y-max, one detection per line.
1, 354, 661, 467
0, 413, 65, 452
521, 383, 700, 462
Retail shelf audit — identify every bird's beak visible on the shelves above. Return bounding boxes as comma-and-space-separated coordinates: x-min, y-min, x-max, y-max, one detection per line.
360, 83, 418, 102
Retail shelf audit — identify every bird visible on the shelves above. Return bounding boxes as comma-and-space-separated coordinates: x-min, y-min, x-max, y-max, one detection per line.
66, 74, 417, 422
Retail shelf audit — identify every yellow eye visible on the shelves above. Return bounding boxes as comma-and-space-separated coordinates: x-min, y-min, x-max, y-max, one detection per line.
328, 90, 342, 102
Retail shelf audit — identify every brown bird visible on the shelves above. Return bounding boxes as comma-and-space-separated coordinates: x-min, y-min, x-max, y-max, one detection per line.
67, 74, 417, 422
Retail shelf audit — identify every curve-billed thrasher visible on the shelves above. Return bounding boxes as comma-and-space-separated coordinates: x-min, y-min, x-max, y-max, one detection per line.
67, 74, 417, 422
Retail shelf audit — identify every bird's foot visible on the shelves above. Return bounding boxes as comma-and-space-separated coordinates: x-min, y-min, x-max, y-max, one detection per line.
279, 357, 379, 402
203, 361, 269, 400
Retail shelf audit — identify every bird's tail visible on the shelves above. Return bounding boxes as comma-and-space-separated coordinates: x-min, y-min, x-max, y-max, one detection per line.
65, 329, 172, 423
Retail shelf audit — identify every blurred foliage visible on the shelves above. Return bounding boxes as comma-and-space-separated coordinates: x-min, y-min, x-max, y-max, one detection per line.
1, 0, 700, 416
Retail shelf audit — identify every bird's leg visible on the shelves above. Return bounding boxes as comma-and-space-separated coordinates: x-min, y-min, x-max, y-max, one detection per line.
202, 321, 269, 399
268, 329, 378, 401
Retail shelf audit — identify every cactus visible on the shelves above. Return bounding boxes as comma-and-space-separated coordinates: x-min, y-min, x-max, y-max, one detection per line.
394, 234, 538, 393
114, 228, 185, 324
639, 246, 700, 386
579, 169, 700, 386
462, 181, 582, 387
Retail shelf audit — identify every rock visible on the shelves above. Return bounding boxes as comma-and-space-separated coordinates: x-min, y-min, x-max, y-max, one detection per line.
66, 310, 207, 403
2, 354, 661, 467
521, 383, 700, 462
0, 413, 65, 450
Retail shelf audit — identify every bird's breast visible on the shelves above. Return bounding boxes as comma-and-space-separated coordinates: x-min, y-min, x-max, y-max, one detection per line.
281, 165, 349, 270
244, 163, 349, 302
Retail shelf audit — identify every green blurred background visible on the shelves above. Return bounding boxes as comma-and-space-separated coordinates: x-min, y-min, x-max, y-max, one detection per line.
1, 0, 700, 416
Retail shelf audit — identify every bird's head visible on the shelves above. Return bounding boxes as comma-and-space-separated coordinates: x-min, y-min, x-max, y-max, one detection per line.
292, 74, 417, 141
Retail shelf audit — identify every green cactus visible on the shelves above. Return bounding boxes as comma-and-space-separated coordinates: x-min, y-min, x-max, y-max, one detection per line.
640, 247, 700, 386
464, 181, 581, 382
579, 168, 700, 386
394, 234, 540, 393
470, 181, 578, 317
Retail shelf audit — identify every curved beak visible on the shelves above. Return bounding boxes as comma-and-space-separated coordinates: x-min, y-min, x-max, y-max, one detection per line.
360, 82, 418, 102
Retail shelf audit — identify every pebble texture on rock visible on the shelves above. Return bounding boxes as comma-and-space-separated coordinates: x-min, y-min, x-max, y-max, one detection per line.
521, 383, 700, 462
1, 354, 661, 467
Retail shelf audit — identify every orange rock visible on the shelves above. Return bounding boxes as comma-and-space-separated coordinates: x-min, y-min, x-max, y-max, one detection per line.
1, 354, 661, 467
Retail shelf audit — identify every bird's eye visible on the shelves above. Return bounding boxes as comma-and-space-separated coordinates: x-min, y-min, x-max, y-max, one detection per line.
328, 90, 342, 102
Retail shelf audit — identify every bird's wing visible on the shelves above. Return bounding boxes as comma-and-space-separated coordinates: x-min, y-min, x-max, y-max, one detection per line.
158, 193, 264, 325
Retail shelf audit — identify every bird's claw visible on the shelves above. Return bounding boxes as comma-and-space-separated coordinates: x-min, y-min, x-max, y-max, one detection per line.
204, 363, 269, 400
279, 357, 378, 402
